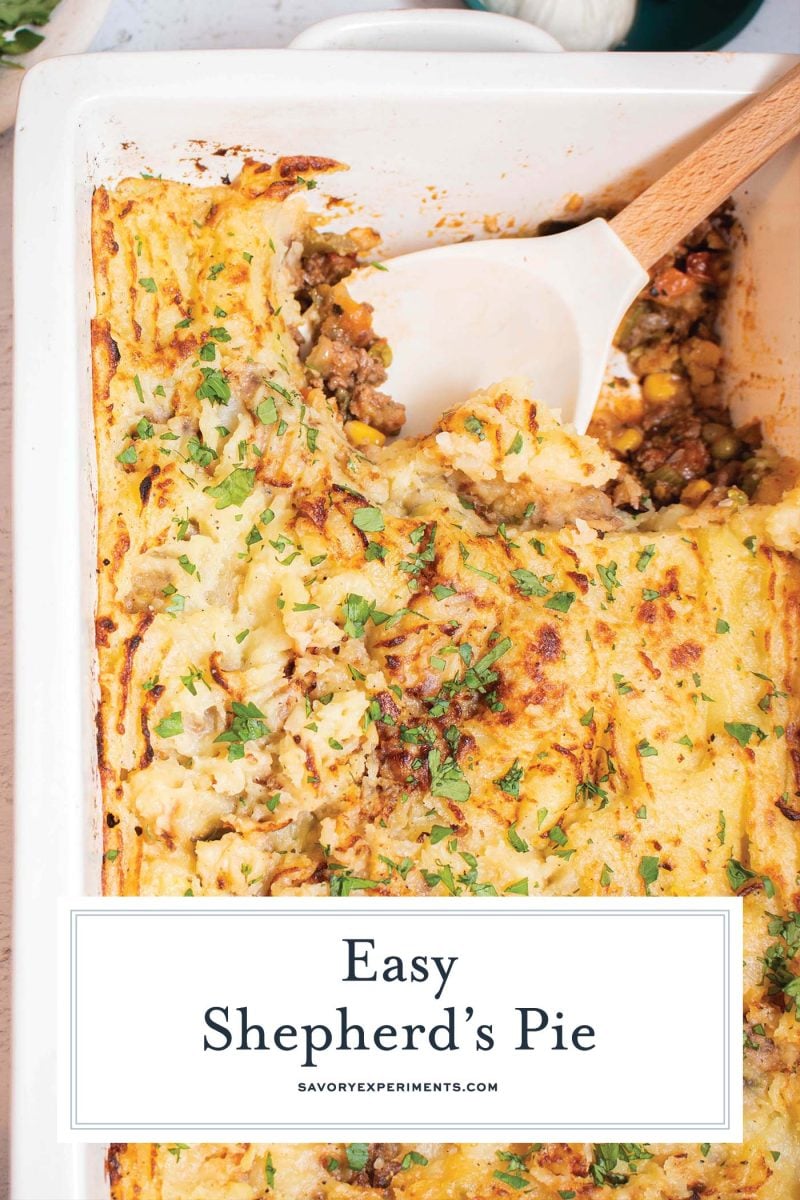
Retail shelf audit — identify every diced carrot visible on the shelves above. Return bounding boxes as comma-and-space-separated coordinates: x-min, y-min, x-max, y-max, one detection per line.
651, 266, 697, 301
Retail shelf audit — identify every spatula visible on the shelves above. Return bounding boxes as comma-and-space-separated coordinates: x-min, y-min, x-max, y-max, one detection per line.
348, 60, 800, 436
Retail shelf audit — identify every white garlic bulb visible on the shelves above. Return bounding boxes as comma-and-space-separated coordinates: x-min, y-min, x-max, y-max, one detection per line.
482, 0, 638, 50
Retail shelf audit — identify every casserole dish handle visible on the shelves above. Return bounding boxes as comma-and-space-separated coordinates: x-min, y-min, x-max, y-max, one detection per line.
289, 10, 563, 52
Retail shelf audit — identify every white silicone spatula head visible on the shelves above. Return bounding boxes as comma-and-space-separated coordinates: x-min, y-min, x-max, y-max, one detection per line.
348, 60, 800, 436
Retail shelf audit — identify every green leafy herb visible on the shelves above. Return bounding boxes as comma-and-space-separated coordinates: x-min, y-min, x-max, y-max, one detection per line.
154, 712, 183, 738
464, 415, 485, 440
353, 506, 384, 533
507, 823, 529, 854
187, 435, 217, 467
597, 561, 621, 601
544, 591, 575, 613
427, 748, 471, 803
724, 721, 767, 748
636, 545, 656, 572
204, 467, 255, 509
138, 276, 157, 293
495, 758, 523, 797
510, 568, 548, 598
214, 701, 269, 762
401, 1151, 428, 1170
639, 855, 659, 895
342, 593, 377, 639
345, 1144, 369, 1171
196, 367, 231, 405
717, 811, 726, 845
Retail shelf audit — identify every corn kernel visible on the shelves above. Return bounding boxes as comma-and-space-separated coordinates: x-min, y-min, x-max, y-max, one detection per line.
610, 426, 644, 455
642, 371, 682, 404
680, 478, 713, 505
345, 420, 386, 447
683, 337, 722, 368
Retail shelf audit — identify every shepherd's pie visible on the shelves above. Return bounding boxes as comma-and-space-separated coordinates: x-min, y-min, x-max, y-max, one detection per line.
92, 160, 800, 1199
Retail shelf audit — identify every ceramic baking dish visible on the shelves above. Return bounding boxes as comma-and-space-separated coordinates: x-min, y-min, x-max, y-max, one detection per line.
11, 47, 800, 1200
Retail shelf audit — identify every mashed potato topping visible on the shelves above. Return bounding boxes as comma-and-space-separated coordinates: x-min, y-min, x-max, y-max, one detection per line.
93, 161, 800, 1199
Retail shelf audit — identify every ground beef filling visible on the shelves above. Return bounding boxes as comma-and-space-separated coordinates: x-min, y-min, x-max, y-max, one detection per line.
591, 204, 782, 507
299, 235, 406, 436
301, 207, 791, 508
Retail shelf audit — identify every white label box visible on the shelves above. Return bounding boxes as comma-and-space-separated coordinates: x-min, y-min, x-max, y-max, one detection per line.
59, 896, 742, 1142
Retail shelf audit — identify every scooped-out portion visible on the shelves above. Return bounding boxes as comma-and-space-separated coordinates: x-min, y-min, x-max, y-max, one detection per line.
92, 159, 800, 1200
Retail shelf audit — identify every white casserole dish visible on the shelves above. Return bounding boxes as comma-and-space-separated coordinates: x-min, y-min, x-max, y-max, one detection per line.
11, 48, 800, 1200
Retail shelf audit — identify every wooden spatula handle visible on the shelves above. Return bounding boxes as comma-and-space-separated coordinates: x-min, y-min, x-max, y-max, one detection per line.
610, 60, 800, 270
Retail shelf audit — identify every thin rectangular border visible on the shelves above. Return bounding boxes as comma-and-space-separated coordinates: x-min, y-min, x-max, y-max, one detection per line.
70, 904, 734, 1134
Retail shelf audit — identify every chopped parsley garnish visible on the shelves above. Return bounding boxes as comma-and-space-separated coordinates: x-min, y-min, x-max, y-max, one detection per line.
427, 748, 470, 803
214, 701, 269, 762
544, 590, 575, 613
725, 857, 774, 898
401, 1151, 428, 1170
196, 367, 231, 405
762, 911, 800, 1017
724, 721, 767, 748
507, 823, 529, 853
256, 394, 278, 425
590, 1144, 652, 1188
353, 506, 384, 533
342, 593, 381, 639
204, 467, 255, 509
154, 712, 183, 738
345, 1144, 369, 1171
597, 561, 621, 601
636, 545, 656, 572
717, 811, 726, 845
187, 436, 217, 467
495, 758, 523, 797
138, 276, 157, 293
510, 568, 548, 597
464, 415, 486, 440
639, 855, 659, 895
